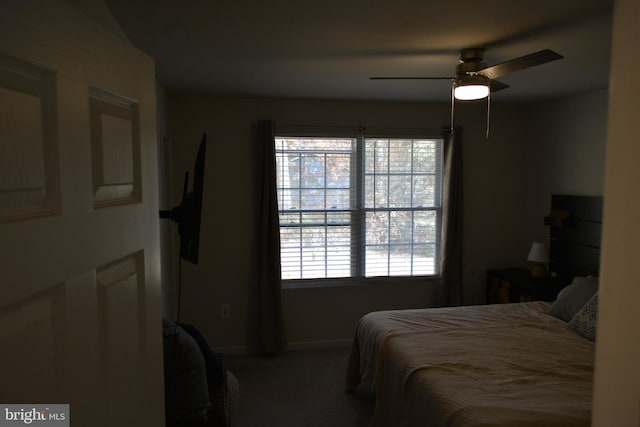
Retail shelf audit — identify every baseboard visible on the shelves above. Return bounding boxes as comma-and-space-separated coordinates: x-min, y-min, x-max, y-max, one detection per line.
287, 338, 352, 351
217, 338, 352, 355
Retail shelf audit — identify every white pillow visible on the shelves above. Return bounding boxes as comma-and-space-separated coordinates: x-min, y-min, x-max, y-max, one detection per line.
546, 276, 598, 322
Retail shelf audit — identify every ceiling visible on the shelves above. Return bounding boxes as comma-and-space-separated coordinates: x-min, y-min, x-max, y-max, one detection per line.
103, 0, 613, 103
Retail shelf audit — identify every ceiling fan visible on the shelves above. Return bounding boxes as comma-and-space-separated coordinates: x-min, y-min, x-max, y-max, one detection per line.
371, 48, 563, 136
372, 48, 563, 99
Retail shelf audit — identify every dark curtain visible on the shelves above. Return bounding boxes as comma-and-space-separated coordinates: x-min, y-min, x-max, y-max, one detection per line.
249, 120, 287, 354
439, 128, 464, 306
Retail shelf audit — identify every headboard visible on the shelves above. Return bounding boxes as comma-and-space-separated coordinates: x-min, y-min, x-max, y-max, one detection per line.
545, 195, 603, 283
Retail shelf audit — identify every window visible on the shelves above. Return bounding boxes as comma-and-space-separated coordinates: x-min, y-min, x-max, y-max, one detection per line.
275, 132, 444, 283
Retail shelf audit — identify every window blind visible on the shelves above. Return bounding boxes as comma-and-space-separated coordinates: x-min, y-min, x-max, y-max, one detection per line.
275, 133, 443, 282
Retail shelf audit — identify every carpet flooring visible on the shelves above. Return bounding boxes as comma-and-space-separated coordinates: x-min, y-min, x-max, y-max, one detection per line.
225, 345, 375, 427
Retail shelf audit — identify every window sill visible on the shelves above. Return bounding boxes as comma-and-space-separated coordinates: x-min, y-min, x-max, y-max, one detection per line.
282, 276, 439, 290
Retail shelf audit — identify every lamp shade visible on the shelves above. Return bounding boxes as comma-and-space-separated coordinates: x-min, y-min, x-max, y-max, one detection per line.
527, 242, 549, 263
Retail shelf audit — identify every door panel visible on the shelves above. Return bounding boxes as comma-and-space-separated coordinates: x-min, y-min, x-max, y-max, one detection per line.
0, 285, 67, 403
0, 55, 59, 222
0, 2, 164, 426
97, 253, 145, 425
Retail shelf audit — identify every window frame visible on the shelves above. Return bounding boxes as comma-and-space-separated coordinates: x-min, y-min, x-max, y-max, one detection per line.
275, 126, 445, 288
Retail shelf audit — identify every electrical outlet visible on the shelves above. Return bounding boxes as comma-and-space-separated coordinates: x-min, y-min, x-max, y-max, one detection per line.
220, 304, 231, 318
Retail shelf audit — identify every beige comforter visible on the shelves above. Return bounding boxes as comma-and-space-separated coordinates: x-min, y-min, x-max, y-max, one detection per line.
346, 302, 594, 426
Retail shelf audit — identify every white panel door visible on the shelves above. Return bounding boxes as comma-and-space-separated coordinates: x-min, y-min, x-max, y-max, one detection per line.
0, 1, 164, 426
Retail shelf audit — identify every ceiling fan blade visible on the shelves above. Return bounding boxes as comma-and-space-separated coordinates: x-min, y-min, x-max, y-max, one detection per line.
478, 49, 563, 79
370, 76, 454, 80
490, 79, 509, 92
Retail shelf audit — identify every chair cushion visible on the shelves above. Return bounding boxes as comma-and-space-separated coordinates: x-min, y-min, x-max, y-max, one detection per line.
163, 319, 211, 421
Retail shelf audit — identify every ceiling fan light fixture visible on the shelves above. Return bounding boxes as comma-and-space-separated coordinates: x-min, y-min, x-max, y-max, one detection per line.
454, 75, 490, 100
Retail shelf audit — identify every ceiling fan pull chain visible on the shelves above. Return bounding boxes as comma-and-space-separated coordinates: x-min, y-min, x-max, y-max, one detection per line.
450, 81, 455, 132
486, 90, 491, 139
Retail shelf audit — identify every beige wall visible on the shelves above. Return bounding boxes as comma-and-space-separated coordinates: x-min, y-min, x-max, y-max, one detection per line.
522, 89, 609, 244
592, 0, 640, 423
164, 93, 606, 349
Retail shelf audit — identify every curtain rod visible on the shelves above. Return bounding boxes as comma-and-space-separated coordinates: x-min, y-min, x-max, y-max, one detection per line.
274, 122, 450, 137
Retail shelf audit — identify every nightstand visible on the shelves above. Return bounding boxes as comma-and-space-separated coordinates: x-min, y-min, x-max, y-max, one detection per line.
486, 268, 566, 304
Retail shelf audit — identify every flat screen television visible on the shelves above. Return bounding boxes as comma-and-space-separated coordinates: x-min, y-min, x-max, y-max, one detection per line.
160, 133, 206, 264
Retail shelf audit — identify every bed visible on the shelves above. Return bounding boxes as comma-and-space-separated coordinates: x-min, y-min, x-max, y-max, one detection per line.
345, 195, 602, 426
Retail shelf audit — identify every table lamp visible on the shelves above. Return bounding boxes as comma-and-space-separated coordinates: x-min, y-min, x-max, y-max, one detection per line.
527, 242, 549, 278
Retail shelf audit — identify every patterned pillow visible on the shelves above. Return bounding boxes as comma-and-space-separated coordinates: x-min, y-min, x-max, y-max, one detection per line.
568, 292, 598, 341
